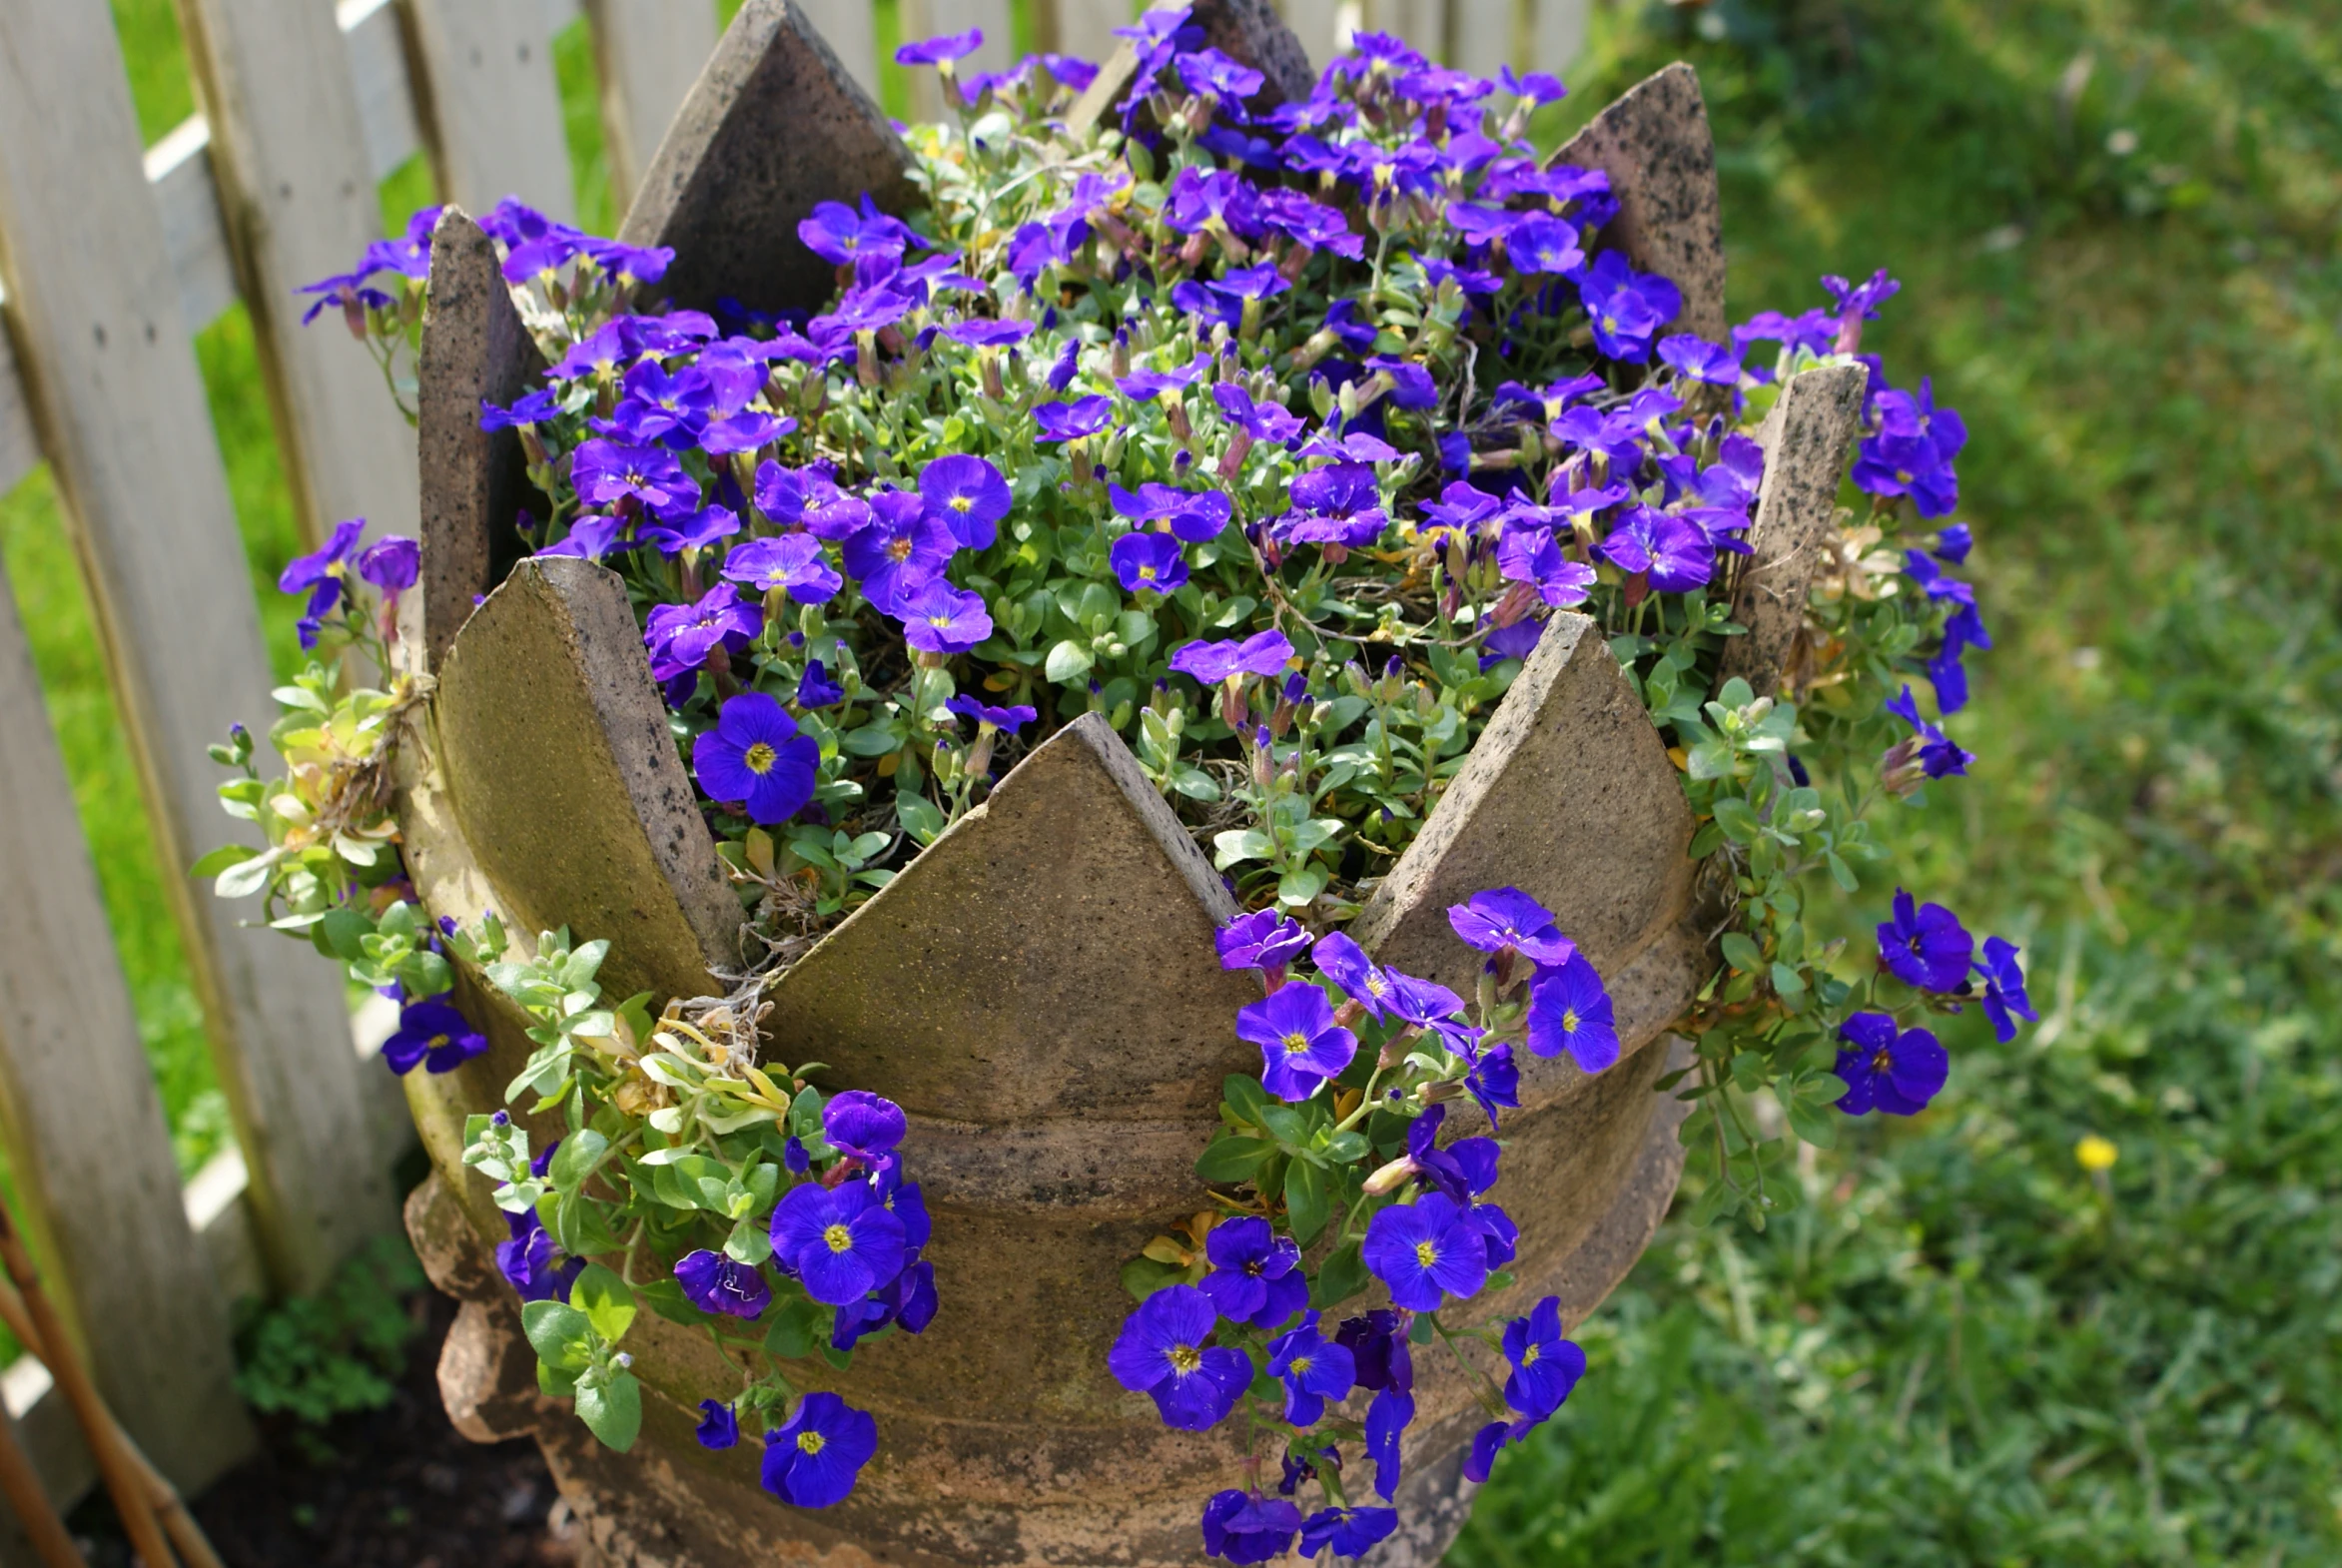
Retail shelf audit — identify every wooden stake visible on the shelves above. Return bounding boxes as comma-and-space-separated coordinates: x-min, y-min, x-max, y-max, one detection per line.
0, 1279, 222, 1568
0, 1203, 178, 1568
0, 1405, 84, 1568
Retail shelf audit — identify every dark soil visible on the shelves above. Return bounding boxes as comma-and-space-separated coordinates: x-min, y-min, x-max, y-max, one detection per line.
68, 1292, 578, 1568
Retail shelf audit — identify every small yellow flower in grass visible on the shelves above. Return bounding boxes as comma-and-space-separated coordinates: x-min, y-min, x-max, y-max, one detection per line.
2075, 1134, 2118, 1173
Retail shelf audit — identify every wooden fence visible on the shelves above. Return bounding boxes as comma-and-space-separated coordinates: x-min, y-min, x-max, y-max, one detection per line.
0, 0, 1591, 1541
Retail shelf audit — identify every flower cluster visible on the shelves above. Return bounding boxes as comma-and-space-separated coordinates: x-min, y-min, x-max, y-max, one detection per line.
268, 9, 2038, 1546
1115, 887, 1602, 1557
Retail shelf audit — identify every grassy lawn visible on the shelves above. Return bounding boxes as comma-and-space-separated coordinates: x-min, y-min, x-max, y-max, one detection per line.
6, 0, 2335, 1559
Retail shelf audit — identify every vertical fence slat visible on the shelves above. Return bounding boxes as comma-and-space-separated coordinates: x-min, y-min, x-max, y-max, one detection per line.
1534, 0, 1589, 74
582, 0, 721, 208
794, 0, 878, 97
1276, 0, 1343, 67
1449, 0, 1513, 76
0, 559, 254, 1493
898, 0, 1015, 121
1367, 0, 1445, 57
401, 0, 577, 222
176, 0, 422, 543
1041, 0, 1132, 64
0, 0, 396, 1299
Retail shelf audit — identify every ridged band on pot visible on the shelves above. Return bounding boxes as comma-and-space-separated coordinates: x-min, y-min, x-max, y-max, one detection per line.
386, 11, 1771, 1560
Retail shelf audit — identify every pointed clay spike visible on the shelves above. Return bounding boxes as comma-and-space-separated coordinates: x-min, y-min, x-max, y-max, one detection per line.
1068, 0, 1313, 134
765, 711, 1260, 1124
1719, 362, 1870, 696
432, 557, 742, 1002
411, 207, 545, 673
618, 0, 914, 316
1350, 612, 1695, 993
1557, 62, 1728, 344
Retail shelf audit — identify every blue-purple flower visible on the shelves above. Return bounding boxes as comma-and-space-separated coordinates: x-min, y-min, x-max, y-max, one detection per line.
1170, 629, 1294, 686
1364, 1385, 1412, 1499
722, 535, 842, 604
1598, 505, 1715, 592
1235, 983, 1357, 1102
381, 998, 486, 1076
1266, 1314, 1357, 1426
1199, 1216, 1307, 1330
1877, 887, 1973, 992
1577, 250, 1683, 361
1298, 1506, 1399, 1561
946, 695, 1038, 734
1108, 1284, 1250, 1431
1199, 1490, 1302, 1565
769, 1179, 909, 1305
895, 27, 983, 66
1362, 1192, 1488, 1311
919, 454, 1011, 549
694, 692, 820, 824
645, 583, 762, 681
1500, 1296, 1585, 1420
1883, 684, 1974, 788
695, 1399, 738, 1450
1525, 954, 1619, 1072
1111, 531, 1189, 594
1975, 936, 2035, 1043
895, 578, 994, 655
1447, 888, 1575, 968
761, 1392, 878, 1508
1034, 395, 1114, 441
673, 1249, 772, 1319
1215, 908, 1310, 978
822, 1090, 908, 1161
1834, 1013, 1949, 1117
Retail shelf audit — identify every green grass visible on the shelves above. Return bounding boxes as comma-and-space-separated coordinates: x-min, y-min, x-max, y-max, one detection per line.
8, 0, 2337, 1553
1457, 3, 2342, 1563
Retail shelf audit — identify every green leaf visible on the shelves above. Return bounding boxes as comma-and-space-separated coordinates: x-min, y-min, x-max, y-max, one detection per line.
1786, 1097, 1839, 1149
535, 1358, 579, 1399
317, 905, 375, 962
896, 791, 947, 845
190, 844, 256, 879
215, 853, 276, 899
1211, 829, 1277, 869
1712, 796, 1762, 844
1121, 1255, 1185, 1302
1827, 851, 1859, 892
1310, 1240, 1368, 1309
1222, 1076, 1271, 1125
1196, 1135, 1275, 1182
1719, 932, 1764, 973
1284, 1158, 1330, 1246
840, 725, 903, 758
1044, 638, 1094, 683
632, 1276, 711, 1327
575, 1370, 642, 1451
519, 1300, 595, 1372
547, 1129, 609, 1190
570, 1263, 636, 1345
763, 1297, 828, 1361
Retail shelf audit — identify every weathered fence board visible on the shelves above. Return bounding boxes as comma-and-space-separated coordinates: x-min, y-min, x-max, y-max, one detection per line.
583, 0, 723, 205
0, 556, 254, 1494
401, 0, 577, 222
794, 0, 880, 96
179, 0, 423, 543
0, 0, 394, 1302
1048, 0, 1133, 62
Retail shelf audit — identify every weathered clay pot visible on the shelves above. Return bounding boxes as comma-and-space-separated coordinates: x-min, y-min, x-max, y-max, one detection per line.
390, 7, 1867, 1564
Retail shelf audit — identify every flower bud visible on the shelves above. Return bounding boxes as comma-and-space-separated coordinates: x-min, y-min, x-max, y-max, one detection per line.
1361, 1156, 1418, 1196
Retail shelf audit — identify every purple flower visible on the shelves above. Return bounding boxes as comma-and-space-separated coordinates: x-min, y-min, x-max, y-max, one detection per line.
1464, 1417, 1536, 1484
1448, 888, 1575, 967
673, 1248, 772, 1319
1308, 931, 1400, 1020
1511, 213, 1584, 275
1236, 984, 1358, 1102
1337, 1309, 1413, 1394
1266, 1314, 1357, 1427
895, 27, 983, 66
278, 517, 366, 645
355, 534, 419, 596
1364, 1386, 1412, 1499
638, 504, 741, 557
1170, 629, 1293, 686
1299, 1507, 1399, 1560
798, 195, 917, 267
571, 438, 698, 513
1111, 481, 1231, 542
1034, 395, 1114, 440
946, 695, 1038, 733
1362, 1192, 1488, 1311
722, 534, 842, 603
1117, 361, 1205, 401
1199, 1490, 1302, 1565
796, 659, 845, 708
1501, 1296, 1585, 1420
761, 1392, 877, 1509
1525, 954, 1618, 1072
1884, 685, 1974, 782
1598, 506, 1714, 592
695, 1399, 738, 1450
1200, 1216, 1306, 1330
768, 1180, 908, 1305
1404, 1104, 1500, 1205
1878, 888, 1973, 992
1936, 521, 1973, 563
1834, 1012, 1949, 1116
639, 583, 758, 682
1658, 334, 1743, 385
381, 998, 486, 1076
895, 578, 994, 655
941, 318, 1034, 350
1386, 971, 1465, 1028
1215, 909, 1310, 976
1282, 462, 1387, 548
495, 1208, 577, 1303
1458, 1035, 1520, 1126
822, 1090, 907, 1161
1975, 936, 2036, 1043
478, 390, 558, 431
1497, 527, 1595, 608
1211, 383, 1306, 445
694, 692, 820, 824
1176, 46, 1263, 101
1108, 1284, 1251, 1431
843, 498, 956, 612
1577, 250, 1683, 362
919, 454, 1011, 549
1111, 531, 1189, 594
